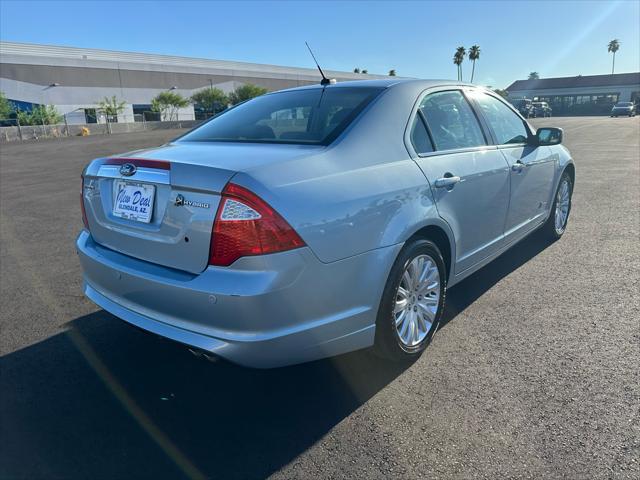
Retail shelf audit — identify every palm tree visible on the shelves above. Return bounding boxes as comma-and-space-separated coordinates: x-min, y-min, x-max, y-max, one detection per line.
453, 47, 466, 81
453, 54, 462, 81
454, 46, 466, 81
468, 45, 481, 83
528, 72, 540, 80
388, 69, 396, 76
353, 67, 360, 73
608, 39, 620, 74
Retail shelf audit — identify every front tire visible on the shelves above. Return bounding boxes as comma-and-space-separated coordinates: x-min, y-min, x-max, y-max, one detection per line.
542, 172, 573, 240
374, 239, 446, 361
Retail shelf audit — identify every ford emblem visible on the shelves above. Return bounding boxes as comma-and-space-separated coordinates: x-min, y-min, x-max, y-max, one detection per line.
119, 163, 137, 176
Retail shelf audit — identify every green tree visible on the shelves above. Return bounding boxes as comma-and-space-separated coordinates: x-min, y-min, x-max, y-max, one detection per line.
608, 39, 620, 74
528, 71, 540, 80
454, 46, 466, 81
388, 69, 397, 76
97, 95, 126, 122
228, 84, 268, 105
190, 87, 228, 117
0, 91, 13, 119
468, 45, 481, 83
353, 67, 361, 73
151, 91, 190, 121
16, 105, 62, 125
16, 109, 31, 126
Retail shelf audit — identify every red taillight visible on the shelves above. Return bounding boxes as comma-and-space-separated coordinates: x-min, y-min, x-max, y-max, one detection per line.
81, 175, 90, 231
209, 183, 305, 266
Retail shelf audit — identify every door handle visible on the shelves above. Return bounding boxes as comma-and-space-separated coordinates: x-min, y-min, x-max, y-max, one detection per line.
512, 161, 529, 172
434, 175, 461, 189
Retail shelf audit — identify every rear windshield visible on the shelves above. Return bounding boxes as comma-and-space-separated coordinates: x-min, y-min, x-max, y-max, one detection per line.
179, 86, 384, 146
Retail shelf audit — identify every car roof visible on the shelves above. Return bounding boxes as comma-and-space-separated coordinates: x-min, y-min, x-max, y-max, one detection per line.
273, 78, 472, 93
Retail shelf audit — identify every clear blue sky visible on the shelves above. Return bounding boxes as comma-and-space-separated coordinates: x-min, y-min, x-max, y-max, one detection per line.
1, 0, 638, 88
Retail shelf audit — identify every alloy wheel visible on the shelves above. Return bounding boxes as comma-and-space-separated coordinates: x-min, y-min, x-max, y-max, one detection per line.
554, 179, 571, 235
394, 254, 440, 347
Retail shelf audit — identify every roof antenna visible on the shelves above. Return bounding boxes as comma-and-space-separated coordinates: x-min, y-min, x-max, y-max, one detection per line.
305, 42, 336, 86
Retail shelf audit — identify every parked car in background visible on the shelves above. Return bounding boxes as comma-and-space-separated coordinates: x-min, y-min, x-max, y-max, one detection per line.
512, 98, 534, 118
77, 80, 575, 368
610, 102, 636, 117
532, 101, 552, 117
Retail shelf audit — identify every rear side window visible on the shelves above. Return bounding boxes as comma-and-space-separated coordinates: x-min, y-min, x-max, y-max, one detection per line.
179, 87, 384, 146
410, 115, 434, 154
419, 90, 486, 151
471, 92, 529, 145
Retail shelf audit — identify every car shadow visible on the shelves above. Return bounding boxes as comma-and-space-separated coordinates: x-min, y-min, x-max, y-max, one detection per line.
441, 230, 552, 328
0, 232, 553, 479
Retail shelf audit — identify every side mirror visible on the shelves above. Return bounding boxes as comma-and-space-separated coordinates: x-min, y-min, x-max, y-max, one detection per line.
536, 127, 563, 146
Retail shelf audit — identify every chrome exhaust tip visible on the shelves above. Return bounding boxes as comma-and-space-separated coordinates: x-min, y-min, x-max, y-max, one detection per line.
202, 352, 219, 363
187, 348, 219, 363
188, 348, 203, 358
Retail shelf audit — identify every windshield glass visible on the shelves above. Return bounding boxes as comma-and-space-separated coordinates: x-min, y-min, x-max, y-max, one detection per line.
614, 102, 633, 107
179, 87, 384, 145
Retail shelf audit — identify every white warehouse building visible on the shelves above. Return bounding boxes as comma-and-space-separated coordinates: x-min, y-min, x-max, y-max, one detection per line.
0, 41, 390, 124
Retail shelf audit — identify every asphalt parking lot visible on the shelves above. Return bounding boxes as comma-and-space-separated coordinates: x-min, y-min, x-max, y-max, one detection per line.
1, 116, 638, 479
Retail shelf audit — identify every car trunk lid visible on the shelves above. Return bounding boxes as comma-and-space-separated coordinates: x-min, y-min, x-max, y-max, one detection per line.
83, 153, 235, 274
82, 141, 323, 273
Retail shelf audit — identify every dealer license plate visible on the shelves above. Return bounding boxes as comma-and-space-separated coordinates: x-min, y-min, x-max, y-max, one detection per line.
112, 181, 155, 223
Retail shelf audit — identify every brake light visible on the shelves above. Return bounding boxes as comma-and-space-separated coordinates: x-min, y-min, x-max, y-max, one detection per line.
81, 175, 90, 231
209, 183, 305, 266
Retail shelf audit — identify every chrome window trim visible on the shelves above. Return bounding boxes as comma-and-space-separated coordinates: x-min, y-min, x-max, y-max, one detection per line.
417, 144, 499, 158
496, 143, 528, 150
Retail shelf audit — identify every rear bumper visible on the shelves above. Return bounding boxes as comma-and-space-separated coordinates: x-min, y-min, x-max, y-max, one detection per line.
76, 231, 400, 368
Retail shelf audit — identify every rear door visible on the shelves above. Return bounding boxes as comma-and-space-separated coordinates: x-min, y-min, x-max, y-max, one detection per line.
408, 89, 511, 274
469, 91, 557, 243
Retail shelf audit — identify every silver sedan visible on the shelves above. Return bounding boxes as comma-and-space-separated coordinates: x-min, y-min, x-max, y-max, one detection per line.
77, 79, 575, 368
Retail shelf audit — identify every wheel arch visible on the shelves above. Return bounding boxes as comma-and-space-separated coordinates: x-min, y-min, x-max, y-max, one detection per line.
563, 161, 576, 186
407, 224, 454, 282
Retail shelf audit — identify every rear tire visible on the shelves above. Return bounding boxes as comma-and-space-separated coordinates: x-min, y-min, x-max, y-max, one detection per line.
542, 172, 573, 241
374, 239, 446, 361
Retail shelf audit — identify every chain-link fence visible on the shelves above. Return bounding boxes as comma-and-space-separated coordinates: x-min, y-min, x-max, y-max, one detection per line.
0, 116, 202, 143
